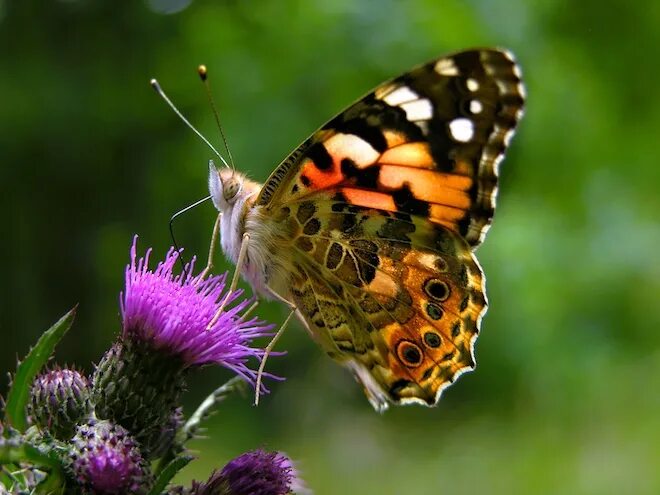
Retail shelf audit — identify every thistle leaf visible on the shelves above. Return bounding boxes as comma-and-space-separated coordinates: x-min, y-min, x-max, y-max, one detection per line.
181, 376, 247, 443
4, 307, 77, 431
148, 454, 193, 495
0, 439, 65, 494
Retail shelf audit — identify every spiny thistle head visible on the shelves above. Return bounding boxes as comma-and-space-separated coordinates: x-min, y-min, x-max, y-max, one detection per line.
121, 236, 275, 383
69, 419, 150, 495
191, 449, 307, 495
92, 238, 277, 455
148, 406, 185, 459
29, 366, 91, 439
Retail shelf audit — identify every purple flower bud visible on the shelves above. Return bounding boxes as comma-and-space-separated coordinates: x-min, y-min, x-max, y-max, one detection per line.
29, 367, 91, 439
192, 449, 308, 495
70, 419, 150, 494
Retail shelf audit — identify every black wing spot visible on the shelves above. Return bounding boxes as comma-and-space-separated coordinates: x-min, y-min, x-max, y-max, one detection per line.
392, 183, 430, 217
341, 158, 380, 188
441, 350, 455, 362
423, 331, 442, 348
459, 296, 469, 312
335, 119, 388, 153
396, 340, 423, 367
425, 303, 444, 321
307, 142, 333, 170
326, 242, 344, 270
389, 379, 412, 399
422, 367, 434, 381
296, 201, 317, 224
303, 218, 321, 236
424, 279, 450, 301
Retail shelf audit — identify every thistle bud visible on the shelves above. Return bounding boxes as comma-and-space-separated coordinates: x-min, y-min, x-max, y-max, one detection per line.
69, 419, 150, 495
29, 367, 91, 439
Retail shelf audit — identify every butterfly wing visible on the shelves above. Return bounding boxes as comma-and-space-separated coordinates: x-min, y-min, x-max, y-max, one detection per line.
257, 48, 524, 247
257, 49, 524, 409
284, 198, 485, 411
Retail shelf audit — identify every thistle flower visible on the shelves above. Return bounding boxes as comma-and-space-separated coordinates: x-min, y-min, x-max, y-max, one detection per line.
91, 237, 276, 455
69, 419, 150, 494
191, 449, 308, 495
29, 366, 91, 439
121, 236, 275, 381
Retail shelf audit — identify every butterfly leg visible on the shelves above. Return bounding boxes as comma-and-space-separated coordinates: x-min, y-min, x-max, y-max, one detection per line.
207, 231, 251, 330
226, 232, 250, 295
198, 213, 222, 281
241, 299, 260, 320
254, 289, 297, 406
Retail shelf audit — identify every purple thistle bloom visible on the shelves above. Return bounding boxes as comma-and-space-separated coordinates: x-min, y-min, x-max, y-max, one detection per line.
192, 449, 308, 495
121, 237, 275, 387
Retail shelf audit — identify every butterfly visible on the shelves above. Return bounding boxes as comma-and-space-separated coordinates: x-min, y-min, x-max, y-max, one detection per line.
207, 48, 525, 411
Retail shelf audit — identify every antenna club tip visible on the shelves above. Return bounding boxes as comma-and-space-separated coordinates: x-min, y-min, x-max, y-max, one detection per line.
150, 78, 160, 90
198, 65, 208, 81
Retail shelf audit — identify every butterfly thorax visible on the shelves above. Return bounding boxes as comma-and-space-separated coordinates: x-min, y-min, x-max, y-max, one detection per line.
210, 167, 292, 298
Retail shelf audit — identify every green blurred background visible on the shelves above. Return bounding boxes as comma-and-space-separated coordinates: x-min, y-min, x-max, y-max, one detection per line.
2, 0, 659, 493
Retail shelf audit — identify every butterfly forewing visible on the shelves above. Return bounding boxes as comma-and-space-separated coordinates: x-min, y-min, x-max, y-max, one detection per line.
257, 48, 524, 248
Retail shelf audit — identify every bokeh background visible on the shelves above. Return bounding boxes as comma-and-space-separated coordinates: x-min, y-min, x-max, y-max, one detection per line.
2, 0, 659, 493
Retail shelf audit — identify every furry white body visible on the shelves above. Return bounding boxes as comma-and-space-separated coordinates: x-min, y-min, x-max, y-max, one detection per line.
209, 167, 289, 300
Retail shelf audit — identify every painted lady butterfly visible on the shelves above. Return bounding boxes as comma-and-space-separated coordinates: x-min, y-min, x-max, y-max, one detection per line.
207, 49, 525, 411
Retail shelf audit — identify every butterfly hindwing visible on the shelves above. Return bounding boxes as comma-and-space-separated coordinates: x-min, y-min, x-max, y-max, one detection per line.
257, 48, 524, 247
279, 197, 486, 410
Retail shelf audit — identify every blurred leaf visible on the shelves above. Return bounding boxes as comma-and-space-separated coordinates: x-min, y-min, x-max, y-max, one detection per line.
0, 440, 65, 494
149, 454, 194, 495
180, 376, 247, 444
4, 307, 77, 432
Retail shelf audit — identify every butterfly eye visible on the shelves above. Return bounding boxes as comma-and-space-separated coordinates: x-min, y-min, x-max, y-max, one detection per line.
223, 180, 241, 201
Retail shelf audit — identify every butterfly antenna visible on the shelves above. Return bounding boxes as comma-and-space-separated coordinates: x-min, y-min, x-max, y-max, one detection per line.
168, 195, 213, 273
198, 65, 235, 171
150, 78, 231, 169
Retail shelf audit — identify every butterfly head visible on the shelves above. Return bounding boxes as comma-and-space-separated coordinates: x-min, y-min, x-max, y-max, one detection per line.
209, 160, 264, 214
208, 160, 243, 210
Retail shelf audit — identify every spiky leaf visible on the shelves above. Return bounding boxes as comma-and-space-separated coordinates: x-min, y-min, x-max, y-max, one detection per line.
148, 454, 193, 495
4, 307, 77, 432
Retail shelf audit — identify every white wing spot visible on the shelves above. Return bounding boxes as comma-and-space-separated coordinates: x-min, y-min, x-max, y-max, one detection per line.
469, 100, 483, 114
448, 118, 474, 142
382, 86, 419, 106
435, 58, 459, 76
325, 133, 379, 168
466, 78, 479, 91
400, 99, 434, 121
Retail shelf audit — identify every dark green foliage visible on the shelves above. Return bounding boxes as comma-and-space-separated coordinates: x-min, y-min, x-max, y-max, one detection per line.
149, 455, 194, 495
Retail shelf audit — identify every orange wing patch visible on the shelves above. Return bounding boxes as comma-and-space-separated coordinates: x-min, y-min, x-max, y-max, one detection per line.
258, 49, 524, 248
